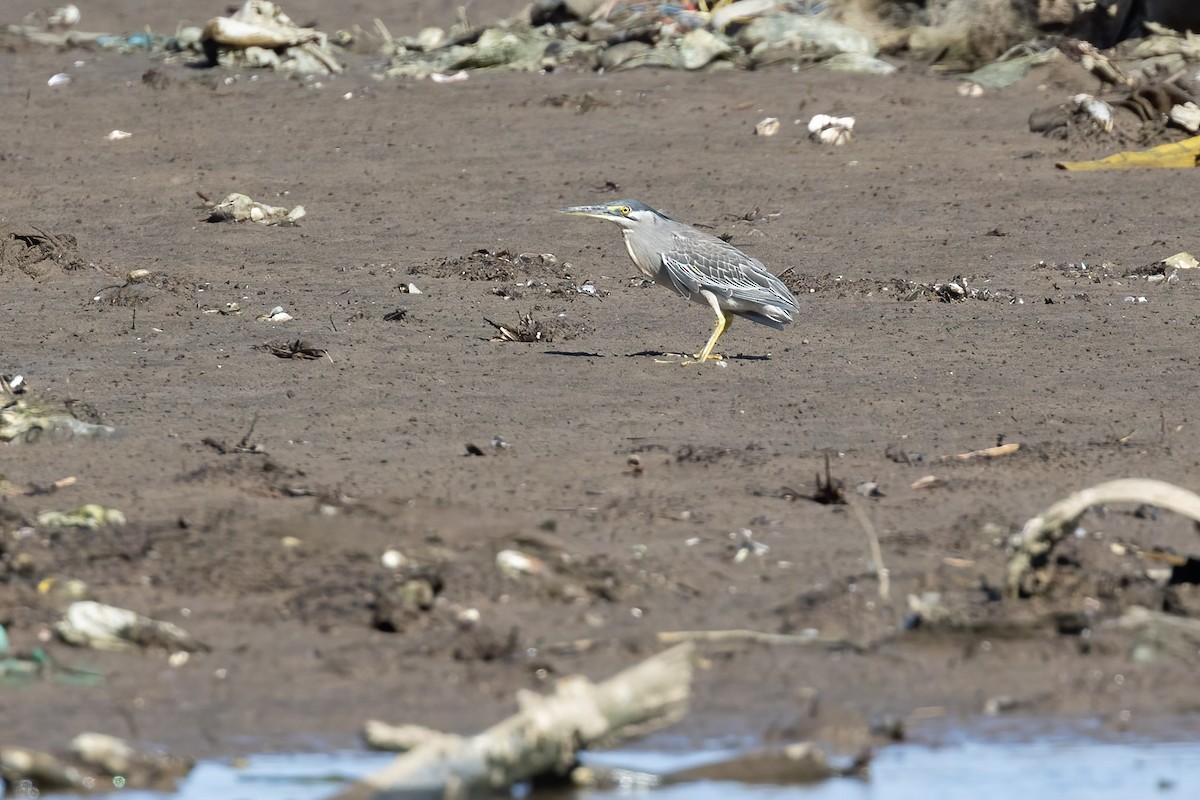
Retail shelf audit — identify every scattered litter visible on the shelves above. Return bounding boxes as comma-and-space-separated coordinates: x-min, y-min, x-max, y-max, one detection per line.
1057, 134, 1200, 171
496, 549, 546, 579
383, 308, 409, 322
807, 114, 854, 145
204, 192, 305, 225
56, 600, 208, 653
201, 0, 342, 74
1007, 479, 1200, 597
46, 5, 80, 29
256, 305, 293, 323
941, 442, 1020, 462
105, 129, 132, 141
1071, 93, 1115, 133
731, 529, 769, 563
855, 481, 884, 498
1, 381, 115, 444
257, 339, 329, 360
0, 747, 88, 793
754, 117, 781, 137
37, 504, 126, 530
960, 48, 1058, 90
398, 282, 423, 294
485, 312, 555, 343
349, 644, 693, 797
1163, 252, 1198, 270
911, 475, 946, 491
381, 549, 408, 570
71, 733, 192, 788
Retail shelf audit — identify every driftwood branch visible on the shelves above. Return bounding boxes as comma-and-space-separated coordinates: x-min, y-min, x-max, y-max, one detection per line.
1006, 479, 1200, 597
337, 642, 694, 800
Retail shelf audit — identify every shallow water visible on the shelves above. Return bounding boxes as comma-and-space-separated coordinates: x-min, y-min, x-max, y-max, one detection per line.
54, 726, 1200, 800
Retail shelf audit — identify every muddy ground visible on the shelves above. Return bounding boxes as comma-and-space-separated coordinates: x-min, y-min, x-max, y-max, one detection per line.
3, 0, 1200, 775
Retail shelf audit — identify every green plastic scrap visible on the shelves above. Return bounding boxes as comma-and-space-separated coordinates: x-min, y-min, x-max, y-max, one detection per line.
0, 647, 105, 687
37, 504, 127, 530
0, 395, 116, 444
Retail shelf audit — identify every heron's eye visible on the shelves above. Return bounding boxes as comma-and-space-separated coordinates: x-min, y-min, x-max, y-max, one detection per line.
618, 206, 632, 216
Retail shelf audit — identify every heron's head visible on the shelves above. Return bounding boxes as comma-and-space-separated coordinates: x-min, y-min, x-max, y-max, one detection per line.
556, 200, 664, 231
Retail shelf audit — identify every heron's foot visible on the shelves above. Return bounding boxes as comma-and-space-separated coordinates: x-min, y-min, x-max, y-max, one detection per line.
653, 352, 691, 364
680, 352, 725, 366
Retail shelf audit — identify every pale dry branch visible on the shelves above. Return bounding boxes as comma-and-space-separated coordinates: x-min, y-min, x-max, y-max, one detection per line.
1006, 479, 1200, 597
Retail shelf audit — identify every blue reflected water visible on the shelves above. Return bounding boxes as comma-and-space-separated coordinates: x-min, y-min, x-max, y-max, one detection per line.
59, 732, 1200, 800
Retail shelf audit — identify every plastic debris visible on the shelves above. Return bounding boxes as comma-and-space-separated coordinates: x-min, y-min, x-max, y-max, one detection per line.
1057, 134, 1200, 170
201, 0, 342, 74
256, 305, 293, 322
1, 382, 116, 444
755, 117, 781, 136
807, 113, 854, 145
206, 192, 305, 224
37, 504, 127, 530
56, 600, 208, 653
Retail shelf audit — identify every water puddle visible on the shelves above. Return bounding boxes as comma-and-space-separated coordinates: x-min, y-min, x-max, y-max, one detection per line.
49, 722, 1200, 800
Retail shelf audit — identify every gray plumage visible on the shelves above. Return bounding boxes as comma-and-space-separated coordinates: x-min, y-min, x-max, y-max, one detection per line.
557, 199, 798, 363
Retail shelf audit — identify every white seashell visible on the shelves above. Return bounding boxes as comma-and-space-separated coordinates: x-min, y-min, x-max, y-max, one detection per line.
754, 116, 781, 137
284, 205, 306, 223
1169, 101, 1200, 133
48, 73, 71, 87
249, 206, 265, 222
257, 306, 293, 323
381, 549, 408, 569
430, 71, 469, 83
48, 4, 81, 28
1072, 93, 1114, 133
106, 129, 132, 141
807, 113, 854, 145
416, 26, 445, 50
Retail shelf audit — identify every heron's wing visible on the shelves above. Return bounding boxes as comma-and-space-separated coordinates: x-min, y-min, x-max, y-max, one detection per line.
660, 229, 796, 314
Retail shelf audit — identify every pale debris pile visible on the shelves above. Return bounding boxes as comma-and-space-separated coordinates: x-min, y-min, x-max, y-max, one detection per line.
380, 0, 894, 79
201, 0, 342, 74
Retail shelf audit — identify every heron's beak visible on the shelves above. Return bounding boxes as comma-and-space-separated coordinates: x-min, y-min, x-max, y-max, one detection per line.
556, 204, 616, 220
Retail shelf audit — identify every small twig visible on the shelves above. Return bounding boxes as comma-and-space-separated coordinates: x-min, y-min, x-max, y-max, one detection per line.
329, 314, 338, 333
939, 442, 1020, 462
846, 494, 890, 606
236, 415, 259, 451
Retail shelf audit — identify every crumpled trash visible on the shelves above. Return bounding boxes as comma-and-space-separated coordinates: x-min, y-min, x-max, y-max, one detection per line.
1, 382, 116, 444
206, 192, 305, 224
201, 0, 342, 74
382, 4, 888, 78
0, 747, 88, 793
736, 13, 877, 68
71, 733, 193, 786
1057, 134, 1200, 170
959, 47, 1058, 90
37, 504, 126, 530
808, 113, 854, 145
56, 601, 208, 654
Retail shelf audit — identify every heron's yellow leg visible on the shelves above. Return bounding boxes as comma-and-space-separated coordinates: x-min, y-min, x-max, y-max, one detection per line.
682, 294, 730, 365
